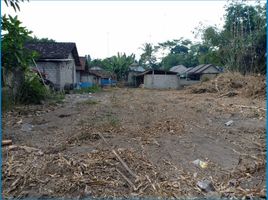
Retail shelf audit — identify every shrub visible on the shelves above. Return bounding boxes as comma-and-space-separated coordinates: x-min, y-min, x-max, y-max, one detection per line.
17, 72, 48, 104
201, 76, 210, 82
45, 91, 65, 105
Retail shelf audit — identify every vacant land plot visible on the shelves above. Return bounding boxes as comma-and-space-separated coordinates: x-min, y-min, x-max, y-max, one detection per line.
2, 85, 266, 199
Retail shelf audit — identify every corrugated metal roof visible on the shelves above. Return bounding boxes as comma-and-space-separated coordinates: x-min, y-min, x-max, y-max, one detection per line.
169, 65, 187, 74
129, 66, 145, 72
187, 64, 218, 74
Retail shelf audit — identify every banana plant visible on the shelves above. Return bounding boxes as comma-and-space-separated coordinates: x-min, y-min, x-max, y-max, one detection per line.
103, 53, 135, 81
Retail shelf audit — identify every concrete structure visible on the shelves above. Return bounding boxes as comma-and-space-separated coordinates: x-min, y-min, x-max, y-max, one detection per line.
76, 56, 97, 87
135, 70, 180, 89
127, 65, 145, 86
88, 69, 116, 87
25, 42, 81, 90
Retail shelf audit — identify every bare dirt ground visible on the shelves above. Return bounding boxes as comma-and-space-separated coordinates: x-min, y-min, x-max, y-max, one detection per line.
2, 80, 266, 199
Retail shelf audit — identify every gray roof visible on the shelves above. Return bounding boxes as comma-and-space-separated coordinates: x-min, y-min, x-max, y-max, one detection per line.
25, 42, 81, 66
129, 66, 145, 72
169, 65, 187, 74
183, 67, 193, 73
187, 64, 219, 74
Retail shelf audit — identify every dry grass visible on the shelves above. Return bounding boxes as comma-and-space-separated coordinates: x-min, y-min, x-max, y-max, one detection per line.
189, 72, 266, 99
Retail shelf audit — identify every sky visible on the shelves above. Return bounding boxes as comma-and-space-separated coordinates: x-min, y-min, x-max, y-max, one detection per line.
2, 1, 228, 60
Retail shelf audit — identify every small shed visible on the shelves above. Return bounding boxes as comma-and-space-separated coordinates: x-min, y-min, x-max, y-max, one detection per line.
76, 57, 99, 88
25, 42, 81, 90
186, 64, 220, 80
76, 57, 86, 84
128, 65, 145, 86
88, 69, 116, 87
135, 70, 180, 89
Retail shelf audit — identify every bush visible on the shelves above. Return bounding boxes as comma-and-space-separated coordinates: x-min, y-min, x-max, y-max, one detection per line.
17, 72, 48, 104
46, 91, 65, 105
201, 76, 210, 82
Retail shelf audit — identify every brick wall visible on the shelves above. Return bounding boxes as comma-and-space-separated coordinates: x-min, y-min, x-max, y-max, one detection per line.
144, 74, 180, 89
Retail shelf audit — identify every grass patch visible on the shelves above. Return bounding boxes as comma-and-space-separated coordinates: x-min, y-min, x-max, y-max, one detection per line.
107, 115, 120, 127
73, 85, 102, 94
78, 132, 100, 141
47, 91, 65, 105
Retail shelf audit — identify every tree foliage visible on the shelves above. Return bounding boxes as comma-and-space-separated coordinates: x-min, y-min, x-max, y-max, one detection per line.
2, 15, 36, 72
159, 39, 200, 70
158, 2, 266, 74
102, 53, 135, 81
4, 0, 27, 12
26, 36, 56, 43
139, 43, 159, 69
2, 1, 48, 105
200, 2, 266, 74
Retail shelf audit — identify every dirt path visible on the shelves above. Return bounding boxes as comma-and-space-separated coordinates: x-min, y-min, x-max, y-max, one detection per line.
2, 88, 266, 199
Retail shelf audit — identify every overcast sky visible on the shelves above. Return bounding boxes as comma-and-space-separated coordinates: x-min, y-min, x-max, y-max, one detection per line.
2, 1, 228, 59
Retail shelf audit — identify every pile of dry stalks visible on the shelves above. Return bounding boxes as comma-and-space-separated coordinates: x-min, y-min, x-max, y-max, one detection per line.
189, 72, 266, 99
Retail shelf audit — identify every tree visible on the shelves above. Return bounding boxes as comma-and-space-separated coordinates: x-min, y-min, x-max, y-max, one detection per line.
2, 15, 36, 72
139, 43, 158, 69
102, 53, 135, 81
160, 38, 200, 70
26, 36, 56, 43
4, 0, 27, 12
89, 59, 104, 68
200, 2, 266, 74
2, 1, 49, 104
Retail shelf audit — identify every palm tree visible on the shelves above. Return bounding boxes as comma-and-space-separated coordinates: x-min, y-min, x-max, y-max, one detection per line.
139, 43, 158, 69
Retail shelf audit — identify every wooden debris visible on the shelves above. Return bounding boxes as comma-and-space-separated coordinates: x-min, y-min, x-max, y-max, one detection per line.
116, 168, 137, 191
98, 132, 138, 179
218, 91, 238, 98
232, 105, 266, 111
2, 140, 12, 147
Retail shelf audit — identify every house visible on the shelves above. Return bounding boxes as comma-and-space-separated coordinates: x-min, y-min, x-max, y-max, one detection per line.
186, 64, 221, 80
127, 64, 145, 86
25, 42, 81, 90
169, 65, 187, 74
88, 69, 117, 87
135, 70, 180, 89
76, 57, 85, 84
76, 57, 98, 88
179, 67, 193, 79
